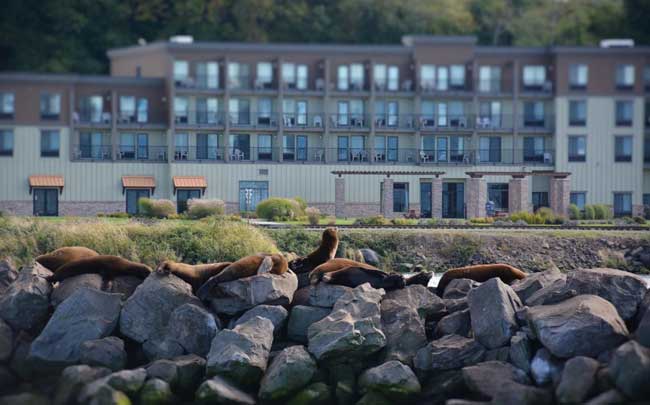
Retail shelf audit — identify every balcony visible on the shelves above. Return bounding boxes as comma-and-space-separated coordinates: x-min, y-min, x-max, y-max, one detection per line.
228, 112, 280, 129
477, 79, 505, 95
71, 144, 167, 162
281, 113, 325, 130
419, 148, 554, 166
73, 110, 111, 128
373, 114, 418, 131
329, 114, 371, 130
174, 110, 226, 128
519, 114, 555, 132
72, 145, 112, 161
418, 115, 474, 131
520, 81, 554, 97
117, 110, 166, 130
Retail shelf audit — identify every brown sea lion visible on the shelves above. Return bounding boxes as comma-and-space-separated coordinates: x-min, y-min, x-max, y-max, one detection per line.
405, 271, 434, 287
47, 255, 152, 283
436, 263, 527, 296
309, 258, 380, 285
321, 267, 405, 291
35, 247, 99, 272
289, 228, 339, 274
156, 260, 232, 292
196, 253, 288, 301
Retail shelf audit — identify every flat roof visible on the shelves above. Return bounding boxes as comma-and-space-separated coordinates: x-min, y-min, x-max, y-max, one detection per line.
0, 72, 164, 86
331, 170, 446, 177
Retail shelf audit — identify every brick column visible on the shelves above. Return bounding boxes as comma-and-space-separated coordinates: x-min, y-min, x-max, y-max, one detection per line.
549, 175, 571, 217
508, 176, 530, 214
335, 177, 345, 218
381, 178, 394, 218
432, 177, 443, 219
466, 176, 486, 219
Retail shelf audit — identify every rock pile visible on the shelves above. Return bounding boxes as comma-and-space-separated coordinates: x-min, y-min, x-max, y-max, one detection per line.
0, 255, 649, 405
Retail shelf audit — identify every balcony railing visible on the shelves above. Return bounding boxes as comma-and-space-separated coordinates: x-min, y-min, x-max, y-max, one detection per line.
74, 110, 111, 126
174, 110, 226, 127
419, 115, 473, 131
519, 114, 555, 131
329, 114, 371, 129
373, 114, 419, 130
71, 144, 167, 162
72, 144, 112, 161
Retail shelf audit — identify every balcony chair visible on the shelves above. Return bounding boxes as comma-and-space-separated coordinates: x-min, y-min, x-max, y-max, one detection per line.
374, 152, 385, 162
313, 149, 324, 162
543, 152, 553, 164
402, 80, 412, 91
231, 149, 245, 161
315, 78, 325, 91
101, 113, 111, 124
313, 115, 323, 127
419, 151, 430, 163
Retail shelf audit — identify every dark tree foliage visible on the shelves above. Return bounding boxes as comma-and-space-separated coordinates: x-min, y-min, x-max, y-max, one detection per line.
0, 0, 646, 74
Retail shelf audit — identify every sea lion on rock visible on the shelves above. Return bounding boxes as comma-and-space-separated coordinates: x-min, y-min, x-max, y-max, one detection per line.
289, 227, 339, 274
35, 247, 99, 272
309, 258, 380, 285
436, 263, 527, 296
155, 260, 232, 292
47, 255, 152, 283
321, 267, 405, 291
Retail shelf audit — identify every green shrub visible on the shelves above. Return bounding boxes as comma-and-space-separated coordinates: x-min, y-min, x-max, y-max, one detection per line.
391, 218, 418, 226
354, 215, 390, 226
584, 205, 596, 220
593, 204, 609, 220
138, 198, 175, 218
187, 199, 225, 219
293, 197, 307, 212
325, 216, 336, 225
568, 204, 581, 220
632, 216, 646, 224
305, 207, 321, 225
256, 198, 302, 221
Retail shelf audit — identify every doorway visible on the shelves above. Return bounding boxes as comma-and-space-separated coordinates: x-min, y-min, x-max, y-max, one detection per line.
420, 182, 432, 218
443, 182, 464, 218
33, 188, 58, 216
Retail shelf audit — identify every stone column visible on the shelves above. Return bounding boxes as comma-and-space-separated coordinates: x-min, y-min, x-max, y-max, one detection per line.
432, 177, 443, 219
466, 176, 486, 218
508, 176, 530, 213
381, 178, 394, 218
549, 175, 571, 217
335, 176, 345, 218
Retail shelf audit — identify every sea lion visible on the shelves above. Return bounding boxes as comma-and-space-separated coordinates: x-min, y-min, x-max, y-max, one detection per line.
436, 263, 527, 296
35, 247, 99, 272
289, 227, 339, 274
321, 267, 405, 291
309, 258, 380, 285
405, 271, 434, 287
47, 255, 153, 283
155, 260, 232, 292
196, 253, 288, 301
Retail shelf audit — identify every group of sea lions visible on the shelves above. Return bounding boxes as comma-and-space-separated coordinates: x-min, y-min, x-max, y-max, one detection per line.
35, 227, 528, 299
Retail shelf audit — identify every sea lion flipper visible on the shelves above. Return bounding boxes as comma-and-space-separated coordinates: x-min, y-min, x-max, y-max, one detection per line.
196, 276, 217, 301
257, 256, 274, 274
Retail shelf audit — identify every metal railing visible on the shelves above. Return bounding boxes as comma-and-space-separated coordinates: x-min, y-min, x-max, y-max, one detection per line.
72, 144, 112, 161
329, 114, 371, 129
74, 110, 111, 126
116, 145, 167, 162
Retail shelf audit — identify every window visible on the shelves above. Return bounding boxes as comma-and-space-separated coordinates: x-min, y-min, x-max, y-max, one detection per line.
81, 132, 108, 159
197, 133, 219, 160
337, 101, 349, 126
239, 181, 268, 211
256, 62, 273, 88
174, 61, 189, 82
488, 183, 509, 210
257, 134, 272, 160
196, 62, 219, 89
448, 102, 464, 127
523, 65, 546, 89
40, 130, 60, 157
421, 101, 435, 127
480, 136, 501, 163
569, 64, 588, 89
229, 134, 250, 160
40, 93, 61, 120
479, 66, 501, 93
337, 136, 349, 161
0, 130, 13, 156
126, 189, 150, 215
387, 66, 399, 91
174, 97, 189, 123
257, 98, 272, 125
568, 136, 586, 162
374, 135, 398, 162
374, 64, 400, 91
479, 101, 502, 128
283, 134, 295, 160
177, 189, 201, 214
196, 98, 218, 124
437, 136, 448, 162
570, 192, 586, 211
616, 65, 635, 89
296, 65, 308, 90
437, 103, 448, 127
450, 65, 465, 89
373, 64, 387, 90
119, 96, 136, 122
644, 67, 650, 91
615, 136, 633, 162
532, 192, 549, 212
229, 98, 250, 125
374, 100, 399, 127
615, 101, 633, 126
393, 183, 409, 213
569, 100, 586, 126
174, 133, 189, 160
523, 101, 545, 127
613, 192, 632, 217
420, 65, 435, 90
296, 135, 308, 161
136, 98, 148, 123
420, 182, 432, 218
645, 137, 650, 163
283, 63, 308, 90
436, 66, 448, 91
449, 136, 465, 162
350, 64, 364, 90
296, 101, 307, 125
644, 193, 650, 207
337, 65, 349, 90
523, 137, 545, 162
33, 188, 58, 216
227, 62, 250, 89
0, 93, 14, 118
80, 96, 104, 123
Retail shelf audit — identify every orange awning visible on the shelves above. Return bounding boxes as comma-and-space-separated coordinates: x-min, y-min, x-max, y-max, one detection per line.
173, 176, 207, 189
29, 175, 64, 188
122, 176, 155, 192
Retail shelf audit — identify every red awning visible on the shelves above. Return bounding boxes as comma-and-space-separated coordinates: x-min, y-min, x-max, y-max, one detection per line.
172, 176, 207, 194
29, 175, 64, 194
122, 176, 155, 194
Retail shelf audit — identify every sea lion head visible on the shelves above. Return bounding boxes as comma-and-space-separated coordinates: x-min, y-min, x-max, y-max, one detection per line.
383, 273, 406, 290
155, 260, 174, 275
270, 253, 289, 274
322, 227, 338, 245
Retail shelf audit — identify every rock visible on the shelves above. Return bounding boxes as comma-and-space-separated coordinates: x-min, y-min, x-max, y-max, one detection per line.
145, 354, 205, 395
140, 378, 173, 405
0, 257, 18, 294
443, 278, 481, 299
467, 278, 521, 349
79, 337, 127, 372
380, 299, 427, 365
0, 318, 13, 362
54, 365, 112, 405
435, 309, 471, 338
530, 348, 563, 386
29, 288, 122, 368
308, 283, 353, 308
0, 263, 52, 331
207, 271, 298, 316
584, 389, 626, 405
107, 276, 143, 300
291, 286, 311, 306
259, 345, 317, 401
0, 393, 51, 405
444, 297, 469, 313
462, 361, 531, 400
286, 382, 332, 405
79, 368, 147, 402
307, 284, 386, 363
555, 356, 599, 404
296, 272, 310, 289
0, 366, 17, 392
484, 347, 510, 362
231, 304, 288, 336
511, 268, 566, 304
119, 272, 202, 345
87, 385, 131, 405
9, 336, 35, 380
636, 302, 650, 347
360, 248, 381, 267
287, 306, 330, 343
609, 340, 650, 400
51, 274, 104, 306
195, 376, 256, 405
414, 334, 485, 374
383, 284, 446, 319
420, 370, 466, 405
356, 391, 392, 405
206, 316, 274, 388
526, 295, 629, 358
525, 278, 571, 307
509, 331, 533, 373
489, 382, 553, 405
358, 360, 421, 401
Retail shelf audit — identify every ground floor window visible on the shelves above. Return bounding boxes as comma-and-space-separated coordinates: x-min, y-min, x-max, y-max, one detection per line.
239, 181, 268, 212
532, 191, 549, 212
443, 182, 464, 218
33, 188, 58, 216
613, 192, 632, 217
420, 182, 432, 218
644, 193, 650, 206
177, 189, 201, 213
488, 183, 509, 211
393, 182, 409, 213
570, 192, 586, 211
126, 188, 150, 215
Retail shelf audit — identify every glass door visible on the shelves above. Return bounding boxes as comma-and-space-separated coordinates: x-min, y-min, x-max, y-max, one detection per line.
33, 188, 58, 216
420, 182, 432, 218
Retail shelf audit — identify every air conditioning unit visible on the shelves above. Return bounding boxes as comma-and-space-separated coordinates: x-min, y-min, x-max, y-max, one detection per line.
170, 35, 194, 44
600, 39, 634, 48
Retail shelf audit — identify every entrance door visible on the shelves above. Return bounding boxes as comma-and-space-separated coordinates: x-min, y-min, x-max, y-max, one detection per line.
126, 189, 150, 215
420, 182, 432, 218
443, 182, 465, 218
33, 188, 58, 216
177, 189, 201, 213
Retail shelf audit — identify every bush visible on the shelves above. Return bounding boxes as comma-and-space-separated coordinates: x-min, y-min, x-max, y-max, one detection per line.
138, 198, 176, 218
305, 207, 321, 225
325, 216, 336, 225
470, 217, 494, 224
593, 204, 610, 220
632, 216, 646, 224
187, 199, 225, 219
584, 205, 596, 220
293, 197, 307, 212
354, 215, 390, 226
256, 197, 302, 221
568, 204, 581, 220
391, 218, 418, 226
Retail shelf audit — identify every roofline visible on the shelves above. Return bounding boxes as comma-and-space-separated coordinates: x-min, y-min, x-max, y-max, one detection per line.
401, 35, 477, 46
0, 72, 164, 86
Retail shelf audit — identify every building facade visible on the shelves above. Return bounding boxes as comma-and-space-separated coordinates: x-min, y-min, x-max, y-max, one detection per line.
0, 35, 649, 218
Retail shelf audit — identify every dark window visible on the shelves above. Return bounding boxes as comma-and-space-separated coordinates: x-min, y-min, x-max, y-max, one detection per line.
479, 137, 501, 163
297, 135, 308, 161
442, 182, 464, 218
33, 188, 58, 216
420, 182, 432, 218
239, 181, 268, 212
570, 192, 586, 210
488, 183, 509, 211
283, 134, 295, 160
337, 136, 349, 161
0, 93, 15, 119
0, 130, 13, 156
126, 189, 150, 215
197, 133, 219, 160
568, 136, 586, 162
523, 137, 545, 162
613, 192, 632, 217
615, 136, 633, 162
257, 134, 272, 161
177, 189, 201, 213
615, 65, 634, 90
569, 64, 588, 90
80, 132, 109, 160
523, 101, 544, 127
40, 130, 60, 157
393, 182, 409, 213
532, 192, 549, 212
643, 193, 650, 206
229, 134, 250, 160
40, 93, 61, 120
568, 100, 586, 126
615, 101, 633, 126
387, 136, 399, 162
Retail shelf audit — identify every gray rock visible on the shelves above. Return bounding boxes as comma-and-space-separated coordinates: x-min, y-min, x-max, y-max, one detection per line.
509, 331, 533, 373
119, 272, 202, 345
0, 263, 52, 331
380, 299, 427, 365
420, 370, 465, 405
527, 295, 629, 358
636, 289, 650, 326
207, 270, 298, 316
206, 316, 274, 387
80, 336, 127, 371
87, 386, 131, 405
51, 274, 104, 306
444, 297, 469, 313
511, 268, 566, 304
360, 248, 381, 267
54, 365, 112, 405
584, 389, 626, 405
358, 360, 421, 401
107, 276, 143, 300
308, 283, 353, 308
79, 368, 147, 402
0, 318, 13, 362
287, 305, 330, 343
9, 336, 35, 380
29, 288, 122, 368
530, 348, 563, 386
0, 366, 17, 392
484, 347, 510, 362
145, 354, 206, 395
435, 309, 471, 338
443, 278, 481, 299
140, 378, 173, 405
555, 356, 599, 404
285, 382, 332, 405
468, 278, 522, 349
525, 277, 571, 307
414, 334, 485, 374
636, 301, 650, 347
356, 391, 392, 405
0, 393, 51, 405
462, 360, 531, 400
384, 284, 446, 319
0, 257, 18, 294
259, 345, 317, 401
231, 304, 288, 336
609, 340, 650, 400
489, 382, 553, 405
195, 376, 255, 405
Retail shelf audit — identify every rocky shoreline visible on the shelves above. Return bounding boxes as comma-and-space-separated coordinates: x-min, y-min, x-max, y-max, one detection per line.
0, 256, 649, 404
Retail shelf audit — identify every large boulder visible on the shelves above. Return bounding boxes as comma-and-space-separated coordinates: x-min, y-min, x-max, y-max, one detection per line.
51, 274, 104, 306
308, 283, 353, 308
29, 288, 122, 368
635, 301, 650, 347
435, 309, 471, 338
79, 336, 127, 371
0, 257, 18, 294
231, 304, 288, 336
195, 376, 256, 405
530, 348, 563, 386
380, 299, 427, 365
0, 263, 52, 331
287, 306, 331, 343
462, 360, 531, 400
259, 345, 317, 401
286, 382, 332, 405
511, 268, 566, 304
206, 271, 298, 316
145, 354, 205, 396
383, 284, 446, 319
206, 316, 274, 388
79, 368, 147, 402
358, 360, 421, 401
467, 278, 522, 349
443, 278, 481, 299
527, 295, 629, 358
53, 365, 112, 405
555, 356, 599, 404
107, 276, 143, 301
609, 340, 650, 400
139, 378, 173, 405
414, 334, 485, 374
509, 331, 533, 373
584, 389, 626, 405
0, 318, 13, 362
489, 382, 553, 405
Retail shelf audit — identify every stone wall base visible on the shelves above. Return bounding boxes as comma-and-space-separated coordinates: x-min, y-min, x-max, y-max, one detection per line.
0, 201, 32, 216
59, 202, 124, 216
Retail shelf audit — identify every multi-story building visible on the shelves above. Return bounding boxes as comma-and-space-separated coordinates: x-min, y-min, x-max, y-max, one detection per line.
1, 35, 649, 218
